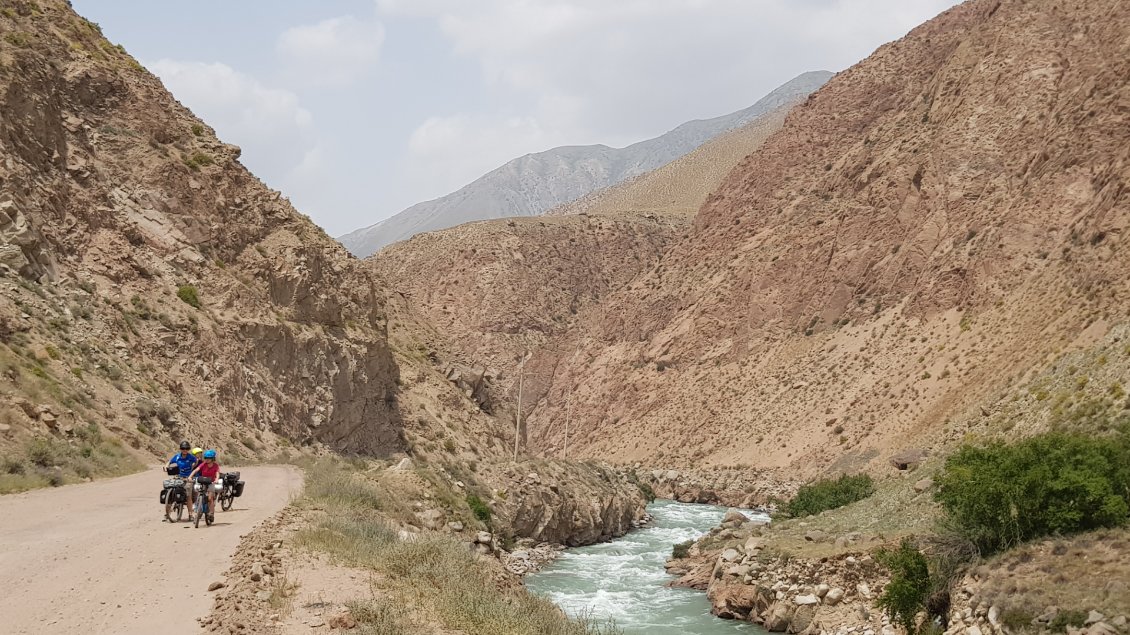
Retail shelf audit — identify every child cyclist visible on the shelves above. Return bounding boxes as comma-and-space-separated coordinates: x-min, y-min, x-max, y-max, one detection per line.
187, 449, 221, 523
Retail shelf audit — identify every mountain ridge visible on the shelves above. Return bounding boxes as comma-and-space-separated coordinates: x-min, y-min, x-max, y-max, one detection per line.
339, 70, 832, 256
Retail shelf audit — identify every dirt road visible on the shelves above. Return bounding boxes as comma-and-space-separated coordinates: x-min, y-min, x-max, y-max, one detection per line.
0, 465, 302, 634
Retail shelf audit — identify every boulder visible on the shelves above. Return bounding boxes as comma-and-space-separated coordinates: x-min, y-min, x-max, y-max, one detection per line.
475, 531, 493, 545
708, 583, 765, 620
1086, 611, 1106, 626
789, 605, 818, 634
722, 509, 750, 525
447, 521, 464, 532
744, 536, 765, 553
804, 530, 829, 543
329, 611, 357, 630
794, 594, 820, 605
857, 582, 873, 599
825, 587, 845, 606
720, 548, 741, 563
988, 606, 1001, 627
1085, 624, 1118, 635
415, 509, 445, 530
815, 584, 830, 599
890, 448, 928, 471
207, 581, 225, 592
914, 478, 935, 492
764, 604, 794, 632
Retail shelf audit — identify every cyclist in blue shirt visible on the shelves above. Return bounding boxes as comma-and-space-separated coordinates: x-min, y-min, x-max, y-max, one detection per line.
167, 441, 198, 477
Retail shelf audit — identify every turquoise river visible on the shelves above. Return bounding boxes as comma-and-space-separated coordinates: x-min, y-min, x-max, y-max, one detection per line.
526, 499, 770, 634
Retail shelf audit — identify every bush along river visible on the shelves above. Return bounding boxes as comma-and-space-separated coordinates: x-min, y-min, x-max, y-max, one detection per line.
526, 499, 770, 634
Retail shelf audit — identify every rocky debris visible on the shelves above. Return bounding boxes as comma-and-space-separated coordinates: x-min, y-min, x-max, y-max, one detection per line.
0, 198, 56, 282
889, 449, 928, 472
641, 467, 800, 508
329, 611, 357, 630
913, 478, 934, 493
415, 508, 445, 530
500, 541, 564, 575
207, 581, 225, 592
206, 507, 298, 634
669, 514, 893, 634
447, 520, 464, 532
442, 362, 496, 411
491, 462, 647, 546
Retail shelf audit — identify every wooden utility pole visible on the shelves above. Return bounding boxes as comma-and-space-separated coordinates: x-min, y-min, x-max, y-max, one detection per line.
563, 395, 572, 459
514, 352, 529, 462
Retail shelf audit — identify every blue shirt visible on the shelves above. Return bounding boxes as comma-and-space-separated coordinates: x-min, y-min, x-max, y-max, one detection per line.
168, 453, 198, 478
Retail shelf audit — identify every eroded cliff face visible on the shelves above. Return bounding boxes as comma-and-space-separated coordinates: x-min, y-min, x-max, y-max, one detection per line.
0, 0, 403, 462
525, 0, 1130, 475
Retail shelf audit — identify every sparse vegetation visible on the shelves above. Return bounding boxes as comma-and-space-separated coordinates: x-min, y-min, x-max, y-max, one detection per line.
1, 429, 141, 494
782, 473, 875, 518
182, 151, 214, 170
672, 539, 693, 559
935, 429, 1130, 555
176, 284, 201, 308
296, 462, 620, 635
876, 539, 931, 633
466, 494, 491, 524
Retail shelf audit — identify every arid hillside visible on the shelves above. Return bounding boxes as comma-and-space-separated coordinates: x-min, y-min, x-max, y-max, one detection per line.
0, 0, 410, 479
369, 212, 689, 406
549, 104, 794, 218
523, 0, 1130, 475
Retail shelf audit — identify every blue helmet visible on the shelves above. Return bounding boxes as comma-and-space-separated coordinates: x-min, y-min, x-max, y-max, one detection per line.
203, 449, 217, 459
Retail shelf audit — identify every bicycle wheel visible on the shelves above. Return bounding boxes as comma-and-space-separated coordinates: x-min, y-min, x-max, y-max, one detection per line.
205, 499, 214, 526
221, 489, 233, 511
194, 498, 203, 528
166, 499, 183, 523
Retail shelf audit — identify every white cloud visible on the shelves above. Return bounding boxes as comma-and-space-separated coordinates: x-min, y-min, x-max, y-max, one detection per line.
379, 0, 959, 148
276, 16, 385, 86
148, 59, 324, 212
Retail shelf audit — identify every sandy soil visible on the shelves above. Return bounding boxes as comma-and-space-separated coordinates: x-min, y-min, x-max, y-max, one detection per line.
0, 465, 302, 635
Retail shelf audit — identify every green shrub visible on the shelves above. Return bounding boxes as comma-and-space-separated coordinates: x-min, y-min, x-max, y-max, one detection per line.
2, 457, 26, 475
782, 473, 875, 517
1049, 610, 1088, 633
176, 285, 201, 308
672, 539, 693, 559
26, 437, 57, 467
935, 430, 1130, 554
876, 539, 931, 633
466, 494, 491, 524
182, 151, 213, 170
637, 480, 656, 503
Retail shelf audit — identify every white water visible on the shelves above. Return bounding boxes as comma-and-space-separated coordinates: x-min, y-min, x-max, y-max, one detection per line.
526, 499, 770, 634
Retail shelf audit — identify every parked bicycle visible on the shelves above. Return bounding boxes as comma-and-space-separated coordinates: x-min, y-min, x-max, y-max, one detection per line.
218, 471, 245, 511
161, 464, 189, 523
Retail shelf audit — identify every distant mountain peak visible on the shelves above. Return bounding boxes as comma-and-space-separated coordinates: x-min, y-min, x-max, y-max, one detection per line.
338, 71, 832, 257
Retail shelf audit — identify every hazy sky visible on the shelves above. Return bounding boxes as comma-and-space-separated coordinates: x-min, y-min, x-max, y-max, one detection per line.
72, 0, 959, 236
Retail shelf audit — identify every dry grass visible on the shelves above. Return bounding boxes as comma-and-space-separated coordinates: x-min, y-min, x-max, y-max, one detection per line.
295, 461, 621, 635
0, 427, 142, 494
970, 527, 1130, 622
